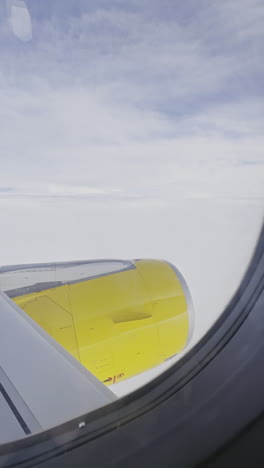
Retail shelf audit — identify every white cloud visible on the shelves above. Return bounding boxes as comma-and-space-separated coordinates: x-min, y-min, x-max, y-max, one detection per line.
0, 2, 263, 196
0, 0, 263, 239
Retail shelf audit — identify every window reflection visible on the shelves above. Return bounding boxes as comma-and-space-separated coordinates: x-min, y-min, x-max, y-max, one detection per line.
7, 0, 32, 42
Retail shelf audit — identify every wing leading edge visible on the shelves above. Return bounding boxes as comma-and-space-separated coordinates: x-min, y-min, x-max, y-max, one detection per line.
0, 291, 116, 444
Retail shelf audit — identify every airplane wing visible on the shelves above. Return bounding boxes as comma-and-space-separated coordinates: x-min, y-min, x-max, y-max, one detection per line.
0, 290, 116, 445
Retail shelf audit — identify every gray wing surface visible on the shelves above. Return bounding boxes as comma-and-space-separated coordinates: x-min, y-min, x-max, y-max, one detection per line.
0, 291, 116, 444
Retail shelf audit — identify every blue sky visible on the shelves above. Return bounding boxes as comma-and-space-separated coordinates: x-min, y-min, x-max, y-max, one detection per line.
0, 0, 263, 201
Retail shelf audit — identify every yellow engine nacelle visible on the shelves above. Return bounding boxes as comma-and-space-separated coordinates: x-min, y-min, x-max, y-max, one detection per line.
7, 259, 194, 384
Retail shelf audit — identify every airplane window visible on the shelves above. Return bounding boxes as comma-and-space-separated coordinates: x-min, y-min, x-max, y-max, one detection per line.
0, 0, 263, 451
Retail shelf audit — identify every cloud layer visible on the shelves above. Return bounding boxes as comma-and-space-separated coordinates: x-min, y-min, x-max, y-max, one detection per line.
0, 0, 263, 202
0, 2, 263, 382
